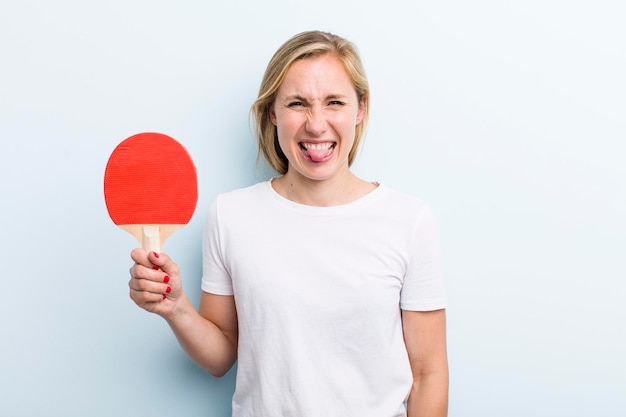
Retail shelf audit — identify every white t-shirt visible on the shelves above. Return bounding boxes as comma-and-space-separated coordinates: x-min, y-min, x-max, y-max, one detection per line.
202, 180, 446, 417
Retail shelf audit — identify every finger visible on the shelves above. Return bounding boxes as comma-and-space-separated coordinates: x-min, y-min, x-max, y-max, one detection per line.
129, 286, 168, 305
130, 248, 155, 269
129, 261, 171, 283
129, 275, 171, 293
147, 251, 180, 280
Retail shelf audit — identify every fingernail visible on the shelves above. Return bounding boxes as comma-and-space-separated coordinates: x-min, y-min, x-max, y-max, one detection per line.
152, 252, 160, 259
162, 294, 166, 300
166, 286, 172, 293
152, 265, 159, 270
163, 275, 170, 283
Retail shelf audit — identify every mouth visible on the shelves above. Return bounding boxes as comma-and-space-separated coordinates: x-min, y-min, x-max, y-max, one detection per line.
299, 141, 336, 162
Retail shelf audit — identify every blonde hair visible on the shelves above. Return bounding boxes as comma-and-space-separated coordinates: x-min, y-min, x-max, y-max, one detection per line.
251, 30, 370, 175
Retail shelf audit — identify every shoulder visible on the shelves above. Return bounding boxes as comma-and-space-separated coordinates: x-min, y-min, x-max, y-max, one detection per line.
214, 181, 271, 206
205, 181, 271, 224
376, 184, 433, 216
370, 185, 441, 239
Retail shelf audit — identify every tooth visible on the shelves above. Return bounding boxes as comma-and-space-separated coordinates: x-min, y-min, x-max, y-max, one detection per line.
306, 143, 329, 150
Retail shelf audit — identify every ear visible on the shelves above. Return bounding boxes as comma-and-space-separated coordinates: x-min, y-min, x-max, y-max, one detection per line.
269, 105, 277, 126
356, 95, 367, 125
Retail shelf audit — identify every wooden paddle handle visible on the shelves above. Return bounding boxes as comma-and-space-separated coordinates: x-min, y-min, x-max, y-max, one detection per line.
142, 225, 161, 253
118, 224, 184, 253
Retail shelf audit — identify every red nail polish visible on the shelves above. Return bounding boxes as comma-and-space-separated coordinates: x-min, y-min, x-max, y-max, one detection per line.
166, 286, 172, 293
152, 265, 159, 270
152, 252, 160, 259
162, 294, 166, 300
163, 276, 170, 283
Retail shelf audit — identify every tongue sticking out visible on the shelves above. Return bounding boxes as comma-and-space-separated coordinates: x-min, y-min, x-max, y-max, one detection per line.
303, 143, 334, 162
307, 149, 330, 162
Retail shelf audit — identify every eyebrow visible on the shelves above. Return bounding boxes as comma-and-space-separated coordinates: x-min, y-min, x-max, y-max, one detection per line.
282, 94, 348, 102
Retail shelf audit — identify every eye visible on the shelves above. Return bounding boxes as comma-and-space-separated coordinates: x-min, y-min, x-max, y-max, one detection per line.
328, 100, 345, 106
287, 101, 304, 107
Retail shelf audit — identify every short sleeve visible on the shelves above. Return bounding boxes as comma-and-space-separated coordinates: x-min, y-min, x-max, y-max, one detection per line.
400, 204, 447, 311
201, 198, 234, 295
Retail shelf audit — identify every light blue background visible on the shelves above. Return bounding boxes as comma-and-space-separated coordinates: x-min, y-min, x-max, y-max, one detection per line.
1, 1, 624, 416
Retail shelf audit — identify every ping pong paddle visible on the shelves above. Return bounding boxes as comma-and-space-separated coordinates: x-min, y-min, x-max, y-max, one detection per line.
104, 132, 198, 253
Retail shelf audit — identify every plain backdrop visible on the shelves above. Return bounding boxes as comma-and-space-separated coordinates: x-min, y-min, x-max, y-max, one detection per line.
1, 0, 624, 416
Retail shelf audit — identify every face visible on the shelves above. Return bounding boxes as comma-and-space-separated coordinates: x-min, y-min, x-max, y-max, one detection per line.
270, 54, 365, 183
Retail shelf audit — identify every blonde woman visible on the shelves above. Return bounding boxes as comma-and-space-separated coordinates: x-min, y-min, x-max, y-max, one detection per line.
129, 30, 448, 417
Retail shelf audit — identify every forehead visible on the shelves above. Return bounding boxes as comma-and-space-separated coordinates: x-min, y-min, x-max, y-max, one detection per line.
278, 54, 356, 96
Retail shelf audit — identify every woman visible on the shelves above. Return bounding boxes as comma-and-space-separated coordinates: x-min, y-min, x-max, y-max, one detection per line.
129, 30, 448, 417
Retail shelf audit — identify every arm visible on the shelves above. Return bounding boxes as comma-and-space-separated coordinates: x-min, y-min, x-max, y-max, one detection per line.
129, 249, 238, 377
167, 291, 238, 377
402, 308, 449, 417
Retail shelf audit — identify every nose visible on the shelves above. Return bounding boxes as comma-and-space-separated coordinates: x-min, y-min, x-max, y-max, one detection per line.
305, 105, 327, 136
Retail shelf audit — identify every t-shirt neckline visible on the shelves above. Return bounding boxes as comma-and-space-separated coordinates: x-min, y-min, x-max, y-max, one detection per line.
265, 178, 385, 215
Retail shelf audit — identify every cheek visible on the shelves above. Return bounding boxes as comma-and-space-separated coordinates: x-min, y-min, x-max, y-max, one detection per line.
335, 113, 359, 136
275, 124, 296, 157
276, 114, 300, 138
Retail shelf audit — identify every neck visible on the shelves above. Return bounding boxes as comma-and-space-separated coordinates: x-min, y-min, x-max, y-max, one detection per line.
272, 171, 376, 207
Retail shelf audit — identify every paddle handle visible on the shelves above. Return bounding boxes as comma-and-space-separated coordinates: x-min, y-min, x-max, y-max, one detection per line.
118, 224, 184, 253
142, 225, 161, 253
